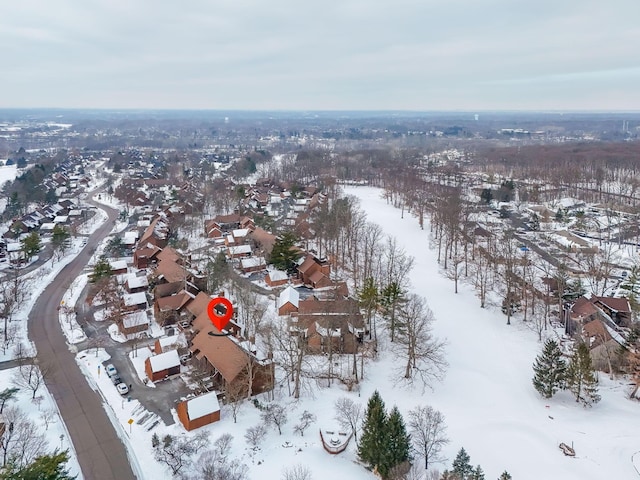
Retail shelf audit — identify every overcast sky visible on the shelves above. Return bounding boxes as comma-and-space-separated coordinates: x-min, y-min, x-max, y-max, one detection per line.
2, 0, 640, 111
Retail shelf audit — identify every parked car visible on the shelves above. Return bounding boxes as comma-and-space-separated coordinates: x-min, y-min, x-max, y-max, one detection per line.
110, 374, 122, 385
105, 364, 117, 377
116, 383, 129, 395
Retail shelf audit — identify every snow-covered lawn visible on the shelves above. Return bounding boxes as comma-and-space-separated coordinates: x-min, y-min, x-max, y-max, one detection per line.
344, 186, 640, 480
0, 368, 82, 478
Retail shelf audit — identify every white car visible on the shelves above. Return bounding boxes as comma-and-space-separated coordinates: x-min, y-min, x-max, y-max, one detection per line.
105, 364, 117, 377
116, 383, 129, 395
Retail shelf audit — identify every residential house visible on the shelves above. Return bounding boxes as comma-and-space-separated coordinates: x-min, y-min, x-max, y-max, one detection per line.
239, 256, 266, 274
109, 260, 128, 276
189, 313, 273, 397
227, 244, 252, 259
124, 273, 149, 294
154, 334, 185, 354
297, 254, 331, 288
176, 391, 221, 431
123, 292, 148, 311
133, 243, 162, 269
154, 290, 195, 326
293, 296, 366, 355
592, 296, 632, 327
248, 227, 277, 257
138, 216, 170, 249
581, 318, 626, 371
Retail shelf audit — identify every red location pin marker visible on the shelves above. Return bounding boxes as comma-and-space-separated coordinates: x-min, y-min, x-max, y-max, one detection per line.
207, 297, 234, 331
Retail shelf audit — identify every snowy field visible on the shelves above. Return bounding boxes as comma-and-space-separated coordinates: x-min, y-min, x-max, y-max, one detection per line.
344, 186, 640, 479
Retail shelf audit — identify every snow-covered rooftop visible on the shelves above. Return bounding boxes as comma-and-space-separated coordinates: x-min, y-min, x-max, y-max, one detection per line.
123, 292, 147, 307
186, 390, 220, 419
126, 274, 148, 289
278, 285, 299, 309
268, 269, 288, 282
122, 311, 149, 329
110, 260, 128, 271
148, 349, 180, 372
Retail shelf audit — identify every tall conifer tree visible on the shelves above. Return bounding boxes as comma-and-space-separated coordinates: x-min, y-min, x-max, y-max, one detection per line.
532, 339, 567, 398
566, 342, 601, 406
358, 391, 387, 471
380, 406, 411, 478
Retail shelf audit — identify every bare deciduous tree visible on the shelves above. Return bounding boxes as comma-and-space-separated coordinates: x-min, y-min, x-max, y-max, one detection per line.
393, 294, 447, 391
334, 397, 363, 442
282, 464, 313, 480
0, 405, 47, 468
261, 403, 288, 435
294, 410, 316, 437
0, 269, 28, 349
198, 448, 249, 480
244, 424, 267, 449
12, 362, 51, 400
408, 405, 449, 471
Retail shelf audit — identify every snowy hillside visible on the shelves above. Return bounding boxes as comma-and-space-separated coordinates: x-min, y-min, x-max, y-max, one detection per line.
344, 185, 639, 480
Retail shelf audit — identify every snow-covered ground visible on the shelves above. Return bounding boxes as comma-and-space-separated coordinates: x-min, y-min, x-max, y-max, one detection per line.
0, 367, 82, 478
0, 236, 95, 362
344, 186, 640, 480
44, 184, 640, 479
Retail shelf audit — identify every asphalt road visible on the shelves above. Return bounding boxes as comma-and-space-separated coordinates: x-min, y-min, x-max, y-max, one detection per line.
27, 197, 137, 480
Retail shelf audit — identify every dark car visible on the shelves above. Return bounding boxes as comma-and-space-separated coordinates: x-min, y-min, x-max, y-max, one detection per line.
110, 374, 122, 385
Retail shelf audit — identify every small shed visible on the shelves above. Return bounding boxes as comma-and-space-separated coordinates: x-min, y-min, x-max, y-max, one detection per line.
176, 391, 221, 431
144, 349, 181, 382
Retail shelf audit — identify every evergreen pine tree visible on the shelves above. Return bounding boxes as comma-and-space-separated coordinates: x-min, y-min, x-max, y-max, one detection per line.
471, 465, 485, 480
532, 339, 567, 398
498, 472, 512, 480
0, 450, 76, 480
451, 447, 473, 479
566, 342, 601, 406
358, 391, 387, 472
380, 406, 411, 478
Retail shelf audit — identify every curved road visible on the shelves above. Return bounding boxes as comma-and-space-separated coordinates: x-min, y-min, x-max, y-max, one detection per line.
28, 198, 137, 480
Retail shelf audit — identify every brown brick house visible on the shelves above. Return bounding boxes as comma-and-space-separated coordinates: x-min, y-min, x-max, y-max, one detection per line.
297, 254, 331, 287
293, 296, 366, 355
189, 313, 273, 397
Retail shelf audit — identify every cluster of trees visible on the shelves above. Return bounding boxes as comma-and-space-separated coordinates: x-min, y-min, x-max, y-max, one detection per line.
440, 447, 511, 480
532, 339, 600, 406
0, 451, 75, 480
0, 387, 71, 479
358, 391, 411, 479
357, 391, 450, 479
